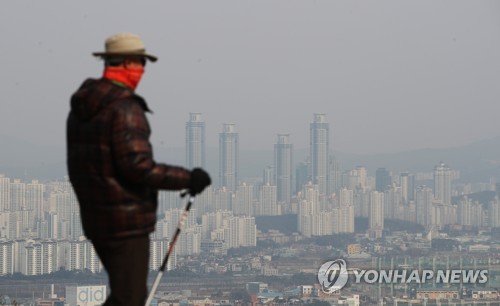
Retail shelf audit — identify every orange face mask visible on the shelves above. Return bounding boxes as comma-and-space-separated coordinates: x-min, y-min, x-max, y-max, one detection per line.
103, 66, 144, 90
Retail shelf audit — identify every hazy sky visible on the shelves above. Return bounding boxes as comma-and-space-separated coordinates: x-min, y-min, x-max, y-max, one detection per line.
2, 1, 500, 154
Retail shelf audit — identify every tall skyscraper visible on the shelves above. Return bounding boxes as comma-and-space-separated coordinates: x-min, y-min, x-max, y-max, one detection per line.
219, 124, 239, 192
310, 114, 329, 195
274, 134, 293, 204
185, 112, 205, 169
434, 162, 452, 205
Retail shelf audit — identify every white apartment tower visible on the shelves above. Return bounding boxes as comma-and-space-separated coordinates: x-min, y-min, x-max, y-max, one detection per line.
87, 242, 102, 273
369, 191, 384, 232
41, 240, 58, 274
234, 183, 254, 216
201, 210, 232, 240
384, 186, 402, 220
20, 240, 42, 276
434, 162, 452, 205
274, 134, 293, 204
219, 124, 239, 192
0, 175, 10, 212
185, 112, 205, 169
490, 197, 500, 228
10, 179, 26, 211
214, 187, 232, 211
339, 189, 355, 233
339, 188, 354, 207
328, 157, 342, 195
298, 183, 320, 236
310, 114, 329, 196
234, 216, 257, 247
0, 240, 14, 275
416, 186, 434, 227
26, 180, 44, 224
67, 239, 86, 271
399, 173, 415, 205
259, 184, 279, 216
178, 227, 201, 256
150, 239, 175, 271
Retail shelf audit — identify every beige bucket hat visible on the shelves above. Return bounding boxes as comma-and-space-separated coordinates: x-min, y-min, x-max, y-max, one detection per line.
92, 32, 158, 62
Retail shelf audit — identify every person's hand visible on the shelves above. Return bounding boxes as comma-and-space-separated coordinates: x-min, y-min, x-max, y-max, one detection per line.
189, 168, 211, 196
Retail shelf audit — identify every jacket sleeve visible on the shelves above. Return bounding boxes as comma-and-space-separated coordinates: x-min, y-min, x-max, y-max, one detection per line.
111, 99, 191, 190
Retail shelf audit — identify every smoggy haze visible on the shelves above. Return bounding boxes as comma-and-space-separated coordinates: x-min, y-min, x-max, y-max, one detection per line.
1, 1, 500, 154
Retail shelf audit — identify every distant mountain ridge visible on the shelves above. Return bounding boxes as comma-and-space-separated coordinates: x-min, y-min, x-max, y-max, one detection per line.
334, 136, 500, 182
1, 134, 499, 183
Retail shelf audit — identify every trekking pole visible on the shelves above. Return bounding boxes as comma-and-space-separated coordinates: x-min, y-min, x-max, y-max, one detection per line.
145, 191, 194, 306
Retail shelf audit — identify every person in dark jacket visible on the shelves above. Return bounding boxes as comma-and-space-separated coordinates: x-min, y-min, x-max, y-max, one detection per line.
67, 32, 211, 306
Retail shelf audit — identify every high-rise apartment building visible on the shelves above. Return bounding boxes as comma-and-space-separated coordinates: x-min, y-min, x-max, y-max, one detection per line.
295, 160, 310, 194
10, 179, 26, 211
338, 205, 355, 233
434, 162, 452, 205
344, 167, 368, 191
234, 183, 254, 216
339, 188, 355, 233
0, 175, 10, 212
41, 240, 58, 274
0, 240, 14, 275
219, 123, 239, 192
489, 197, 500, 227
201, 210, 232, 240
214, 187, 232, 211
274, 134, 293, 204
185, 112, 205, 169
229, 216, 256, 248
20, 240, 42, 276
375, 168, 391, 192
310, 114, 329, 195
263, 166, 273, 186
150, 239, 175, 271
369, 191, 384, 232
399, 172, 415, 204
178, 227, 201, 256
259, 184, 279, 216
67, 239, 87, 271
298, 183, 320, 236
328, 157, 342, 195
415, 186, 434, 227
384, 186, 402, 219
457, 196, 483, 226
26, 180, 44, 227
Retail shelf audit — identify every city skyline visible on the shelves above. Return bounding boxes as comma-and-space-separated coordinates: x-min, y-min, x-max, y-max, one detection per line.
0, 155, 498, 279
2, 1, 500, 304
2, 114, 500, 185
